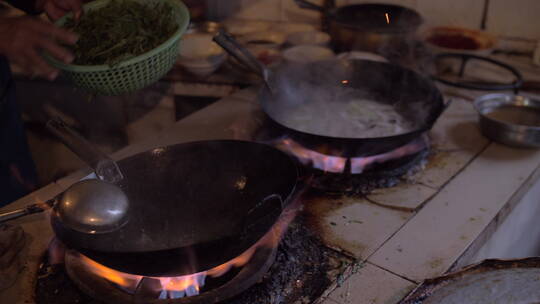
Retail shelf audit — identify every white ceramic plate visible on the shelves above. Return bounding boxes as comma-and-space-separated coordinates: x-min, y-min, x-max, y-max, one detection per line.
283, 45, 334, 63
271, 23, 317, 34
177, 33, 227, 77
179, 33, 224, 59
286, 31, 331, 47
336, 51, 388, 63
224, 20, 271, 36
239, 31, 287, 47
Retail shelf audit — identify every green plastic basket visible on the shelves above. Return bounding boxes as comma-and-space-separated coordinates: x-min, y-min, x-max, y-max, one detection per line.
46, 0, 190, 96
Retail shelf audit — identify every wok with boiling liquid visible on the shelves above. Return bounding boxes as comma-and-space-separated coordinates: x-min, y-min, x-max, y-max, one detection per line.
214, 31, 446, 157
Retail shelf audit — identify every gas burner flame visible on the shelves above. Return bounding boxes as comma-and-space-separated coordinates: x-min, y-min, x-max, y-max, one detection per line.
59, 195, 301, 300
74, 241, 253, 299
275, 136, 428, 174
385, 12, 390, 24
158, 274, 205, 299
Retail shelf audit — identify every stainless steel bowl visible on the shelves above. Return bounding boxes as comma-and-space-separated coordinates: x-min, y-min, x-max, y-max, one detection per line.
474, 93, 540, 148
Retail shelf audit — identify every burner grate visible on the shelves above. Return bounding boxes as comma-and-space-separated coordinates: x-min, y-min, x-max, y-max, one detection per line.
35, 218, 351, 304
305, 148, 430, 194
255, 117, 431, 194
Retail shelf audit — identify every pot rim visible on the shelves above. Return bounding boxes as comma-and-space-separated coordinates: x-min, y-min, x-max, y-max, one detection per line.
327, 3, 423, 33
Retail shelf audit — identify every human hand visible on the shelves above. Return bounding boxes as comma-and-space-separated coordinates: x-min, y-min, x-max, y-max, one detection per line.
37, 0, 83, 22
0, 16, 78, 80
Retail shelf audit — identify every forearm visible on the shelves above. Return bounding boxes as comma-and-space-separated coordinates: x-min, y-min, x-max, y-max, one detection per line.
2, 0, 42, 15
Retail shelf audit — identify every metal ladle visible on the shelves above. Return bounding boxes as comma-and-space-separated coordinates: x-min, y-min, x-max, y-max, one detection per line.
54, 178, 129, 234
213, 30, 275, 93
0, 118, 129, 234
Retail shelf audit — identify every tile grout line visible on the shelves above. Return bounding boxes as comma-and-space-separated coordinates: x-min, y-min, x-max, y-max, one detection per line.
363, 141, 493, 268
417, 140, 492, 191
366, 261, 419, 284
316, 258, 364, 304
363, 197, 416, 213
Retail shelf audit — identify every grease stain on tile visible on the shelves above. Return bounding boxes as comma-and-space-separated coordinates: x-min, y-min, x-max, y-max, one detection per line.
429, 258, 444, 269
304, 192, 410, 259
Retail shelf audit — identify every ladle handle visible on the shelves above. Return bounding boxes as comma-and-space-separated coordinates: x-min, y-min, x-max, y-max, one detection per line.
0, 202, 49, 224
46, 117, 123, 184
213, 30, 268, 80
241, 194, 284, 239
293, 0, 325, 12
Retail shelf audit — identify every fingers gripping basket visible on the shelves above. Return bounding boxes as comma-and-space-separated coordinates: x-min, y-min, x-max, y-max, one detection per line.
46, 0, 190, 96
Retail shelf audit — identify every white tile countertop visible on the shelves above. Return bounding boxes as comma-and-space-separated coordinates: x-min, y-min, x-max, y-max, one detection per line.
2, 60, 540, 304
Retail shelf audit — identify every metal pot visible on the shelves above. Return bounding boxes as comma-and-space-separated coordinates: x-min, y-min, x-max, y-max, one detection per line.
294, 0, 423, 53
474, 94, 540, 148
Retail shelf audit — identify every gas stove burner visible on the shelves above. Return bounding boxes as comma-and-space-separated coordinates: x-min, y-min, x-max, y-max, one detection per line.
36, 218, 348, 304
47, 194, 303, 304
274, 135, 429, 175
431, 53, 523, 93
265, 133, 430, 193
308, 148, 429, 193
64, 246, 277, 304
254, 117, 431, 193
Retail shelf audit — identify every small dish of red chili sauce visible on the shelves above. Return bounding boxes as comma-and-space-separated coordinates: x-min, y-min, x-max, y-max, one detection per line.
427, 33, 480, 50
424, 26, 496, 54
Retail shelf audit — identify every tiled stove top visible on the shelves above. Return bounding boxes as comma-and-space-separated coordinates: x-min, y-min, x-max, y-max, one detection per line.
2, 55, 540, 304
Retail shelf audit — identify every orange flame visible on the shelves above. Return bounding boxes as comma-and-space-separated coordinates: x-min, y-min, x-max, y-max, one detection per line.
277, 138, 346, 173
74, 195, 301, 299
78, 254, 142, 290
385, 13, 390, 24
276, 136, 427, 174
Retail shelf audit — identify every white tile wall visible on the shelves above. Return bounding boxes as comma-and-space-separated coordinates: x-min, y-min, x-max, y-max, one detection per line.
487, 0, 540, 39
207, 0, 540, 39
415, 0, 484, 30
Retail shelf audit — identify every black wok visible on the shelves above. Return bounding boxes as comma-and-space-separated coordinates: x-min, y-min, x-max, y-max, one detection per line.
214, 32, 446, 157
262, 60, 445, 156
294, 0, 423, 52
52, 139, 298, 276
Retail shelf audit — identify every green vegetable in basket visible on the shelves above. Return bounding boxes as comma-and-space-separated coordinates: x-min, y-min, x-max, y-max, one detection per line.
64, 0, 178, 66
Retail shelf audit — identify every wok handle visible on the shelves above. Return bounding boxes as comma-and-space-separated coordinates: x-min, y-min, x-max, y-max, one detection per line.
252, 194, 285, 212
444, 98, 454, 109
46, 117, 123, 184
242, 194, 284, 237
293, 0, 325, 12
213, 30, 267, 80
424, 98, 453, 130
